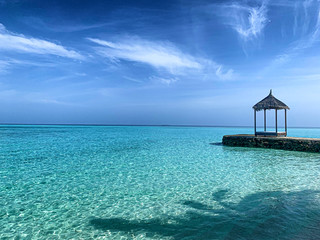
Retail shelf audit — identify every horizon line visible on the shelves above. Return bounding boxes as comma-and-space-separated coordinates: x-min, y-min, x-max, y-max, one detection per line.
0, 123, 319, 129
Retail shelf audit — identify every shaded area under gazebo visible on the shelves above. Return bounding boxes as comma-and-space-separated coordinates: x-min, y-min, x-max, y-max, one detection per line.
253, 90, 290, 137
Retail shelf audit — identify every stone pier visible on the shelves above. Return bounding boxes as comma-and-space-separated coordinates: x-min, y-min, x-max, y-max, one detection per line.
222, 134, 320, 153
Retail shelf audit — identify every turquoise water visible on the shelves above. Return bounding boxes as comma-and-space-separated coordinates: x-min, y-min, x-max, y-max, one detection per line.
1, 125, 320, 239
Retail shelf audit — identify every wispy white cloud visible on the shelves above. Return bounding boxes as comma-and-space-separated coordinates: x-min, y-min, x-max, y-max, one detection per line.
88, 37, 202, 72
0, 23, 84, 60
215, 66, 234, 81
149, 76, 178, 85
22, 16, 112, 33
200, 60, 235, 81
88, 37, 234, 81
0, 60, 12, 74
0, 58, 59, 74
302, 0, 314, 34
217, 1, 268, 41
291, 0, 315, 36
123, 76, 143, 83
272, 0, 320, 65
43, 73, 87, 83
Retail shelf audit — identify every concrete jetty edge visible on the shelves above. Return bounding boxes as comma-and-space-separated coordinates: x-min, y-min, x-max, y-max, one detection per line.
222, 134, 320, 153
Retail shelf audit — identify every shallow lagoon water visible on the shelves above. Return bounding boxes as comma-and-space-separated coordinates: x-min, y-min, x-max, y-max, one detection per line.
1, 125, 320, 239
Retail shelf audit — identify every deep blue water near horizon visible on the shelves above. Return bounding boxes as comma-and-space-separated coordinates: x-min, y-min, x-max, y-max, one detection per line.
1, 125, 320, 239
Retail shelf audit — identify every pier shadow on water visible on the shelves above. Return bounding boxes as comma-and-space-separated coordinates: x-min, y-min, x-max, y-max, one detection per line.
89, 189, 320, 239
209, 142, 223, 146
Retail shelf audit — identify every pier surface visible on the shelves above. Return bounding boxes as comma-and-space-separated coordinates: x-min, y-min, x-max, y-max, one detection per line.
222, 134, 320, 153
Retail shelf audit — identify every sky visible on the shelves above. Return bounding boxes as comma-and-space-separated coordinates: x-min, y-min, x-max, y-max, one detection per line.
0, 0, 320, 126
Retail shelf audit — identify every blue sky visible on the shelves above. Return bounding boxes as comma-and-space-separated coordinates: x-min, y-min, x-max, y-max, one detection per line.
0, 0, 320, 126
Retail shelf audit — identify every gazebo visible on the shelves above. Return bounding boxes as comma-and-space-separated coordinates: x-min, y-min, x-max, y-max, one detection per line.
253, 90, 289, 137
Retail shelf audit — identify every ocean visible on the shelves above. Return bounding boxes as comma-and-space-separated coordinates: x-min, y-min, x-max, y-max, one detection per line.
1, 125, 320, 239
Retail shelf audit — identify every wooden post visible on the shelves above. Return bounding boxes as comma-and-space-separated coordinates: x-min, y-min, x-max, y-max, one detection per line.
285, 109, 287, 136
275, 109, 278, 134
264, 109, 266, 132
254, 110, 256, 136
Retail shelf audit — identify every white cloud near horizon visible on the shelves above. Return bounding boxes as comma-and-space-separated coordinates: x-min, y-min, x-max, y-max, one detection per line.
217, 1, 268, 41
88, 37, 234, 81
0, 23, 84, 60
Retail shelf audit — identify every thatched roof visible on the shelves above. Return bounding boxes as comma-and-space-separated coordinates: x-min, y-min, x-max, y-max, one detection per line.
253, 90, 289, 111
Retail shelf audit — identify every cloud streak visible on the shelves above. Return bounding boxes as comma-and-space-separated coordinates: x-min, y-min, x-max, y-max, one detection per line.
149, 76, 178, 85
272, 0, 320, 65
0, 60, 11, 73
0, 23, 84, 60
88, 37, 202, 72
88, 37, 234, 81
